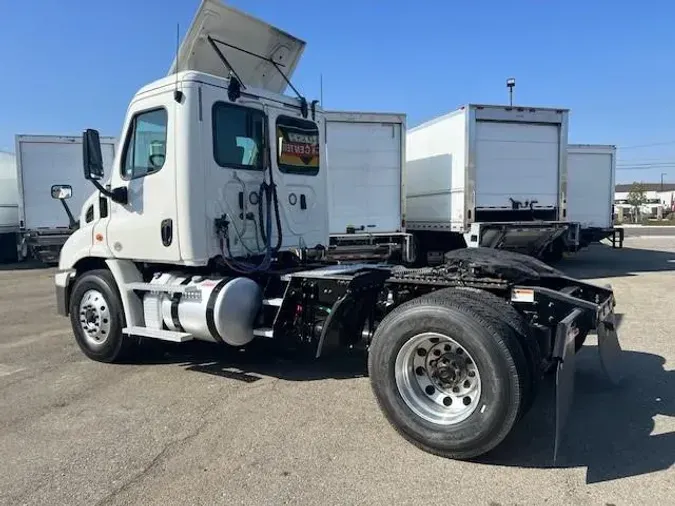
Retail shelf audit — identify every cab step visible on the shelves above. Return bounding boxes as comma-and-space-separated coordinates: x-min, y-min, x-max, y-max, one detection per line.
123, 326, 194, 342
126, 282, 200, 295
253, 327, 274, 338
263, 298, 283, 307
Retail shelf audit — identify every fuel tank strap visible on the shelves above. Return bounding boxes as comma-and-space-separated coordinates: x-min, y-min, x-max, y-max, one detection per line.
170, 278, 192, 332
205, 278, 231, 343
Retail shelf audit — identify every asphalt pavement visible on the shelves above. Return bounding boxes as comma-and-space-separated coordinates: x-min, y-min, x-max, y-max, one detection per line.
620, 225, 675, 237
1, 238, 674, 506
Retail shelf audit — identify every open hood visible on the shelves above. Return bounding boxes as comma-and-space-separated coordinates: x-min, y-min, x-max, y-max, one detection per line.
168, 0, 306, 94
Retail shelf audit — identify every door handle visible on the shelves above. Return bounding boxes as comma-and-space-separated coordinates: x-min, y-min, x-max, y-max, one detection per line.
161, 219, 173, 247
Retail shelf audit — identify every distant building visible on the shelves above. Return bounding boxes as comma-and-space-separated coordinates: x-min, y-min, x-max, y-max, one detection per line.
614, 183, 675, 219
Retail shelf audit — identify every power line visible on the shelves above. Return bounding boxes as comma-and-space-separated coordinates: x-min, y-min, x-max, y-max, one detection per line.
617, 162, 675, 168
617, 140, 675, 150
616, 165, 675, 174
617, 158, 675, 164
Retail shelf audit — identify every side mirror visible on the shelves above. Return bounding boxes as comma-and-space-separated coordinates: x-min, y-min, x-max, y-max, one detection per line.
51, 184, 72, 200
83, 128, 104, 180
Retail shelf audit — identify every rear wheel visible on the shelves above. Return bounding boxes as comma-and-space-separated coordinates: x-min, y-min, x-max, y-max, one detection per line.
368, 292, 527, 459
69, 269, 136, 363
428, 287, 542, 419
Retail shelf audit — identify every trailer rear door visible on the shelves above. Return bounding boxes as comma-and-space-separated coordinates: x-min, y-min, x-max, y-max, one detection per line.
16, 135, 116, 230
567, 144, 616, 228
324, 111, 405, 234
474, 120, 561, 210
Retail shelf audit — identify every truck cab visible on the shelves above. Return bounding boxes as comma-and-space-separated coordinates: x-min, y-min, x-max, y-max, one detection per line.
58, 0, 329, 273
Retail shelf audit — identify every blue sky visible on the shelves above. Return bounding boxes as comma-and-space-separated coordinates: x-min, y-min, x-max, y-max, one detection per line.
1, 0, 674, 184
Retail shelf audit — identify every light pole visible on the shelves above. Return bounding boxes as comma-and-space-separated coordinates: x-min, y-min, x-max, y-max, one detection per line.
506, 78, 515, 107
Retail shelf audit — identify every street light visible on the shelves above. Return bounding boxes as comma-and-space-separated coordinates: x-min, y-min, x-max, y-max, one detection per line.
506, 78, 516, 106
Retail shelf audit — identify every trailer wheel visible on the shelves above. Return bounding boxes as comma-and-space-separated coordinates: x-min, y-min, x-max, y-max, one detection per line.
69, 269, 135, 363
426, 287, 542, 419
368, 292, 526, 460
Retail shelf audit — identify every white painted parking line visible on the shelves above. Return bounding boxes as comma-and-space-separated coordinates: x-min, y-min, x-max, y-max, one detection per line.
0, 329, 69, 350
0, 364, 26, 377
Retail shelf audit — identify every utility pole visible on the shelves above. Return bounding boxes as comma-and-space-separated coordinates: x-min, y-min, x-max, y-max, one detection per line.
661, 172, 666, 191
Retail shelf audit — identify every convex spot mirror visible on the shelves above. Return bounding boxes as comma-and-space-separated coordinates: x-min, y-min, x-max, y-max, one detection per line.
51, 184, 72, 200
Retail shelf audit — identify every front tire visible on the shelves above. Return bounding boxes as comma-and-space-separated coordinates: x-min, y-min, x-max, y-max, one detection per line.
368, 293, 526, 460
69, 269, 135, 363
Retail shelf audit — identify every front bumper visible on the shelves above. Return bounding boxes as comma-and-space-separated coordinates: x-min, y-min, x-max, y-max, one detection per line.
55, 270, 76, 316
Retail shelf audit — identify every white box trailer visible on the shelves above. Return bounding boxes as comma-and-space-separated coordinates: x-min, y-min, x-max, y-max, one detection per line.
324, 110, 412, 262
405, 103, 578, 264
15, 134, 117, 264
0, 150, 20, 262
567, 143, 623, 248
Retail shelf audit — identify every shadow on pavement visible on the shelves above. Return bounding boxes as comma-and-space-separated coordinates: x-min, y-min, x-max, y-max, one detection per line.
478, 347, 675, 484
0, 260, 51, 271
120, 338, 368, 383
557, 243, 675, 279
112, 316, 673, 483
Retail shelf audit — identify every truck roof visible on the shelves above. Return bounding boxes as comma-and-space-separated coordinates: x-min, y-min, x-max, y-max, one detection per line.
135, 70, 312, 111
568, 143, 617, 150
323, 110, 407, 123
409, 103, 570, 133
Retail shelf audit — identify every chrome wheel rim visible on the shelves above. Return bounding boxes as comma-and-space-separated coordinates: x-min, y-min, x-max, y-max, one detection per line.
78, 289, 111, 349
395, 332, 482, 425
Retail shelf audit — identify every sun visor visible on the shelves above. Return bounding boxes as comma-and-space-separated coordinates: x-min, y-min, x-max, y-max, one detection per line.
168, 0, 306, 94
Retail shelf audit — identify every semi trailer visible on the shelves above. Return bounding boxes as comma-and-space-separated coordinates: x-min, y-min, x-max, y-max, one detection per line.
15, 134, 117, 264
0, 150, 19, 263
53, 0, 623, 461
405, 104, 581, 266
567, 144, 623, 248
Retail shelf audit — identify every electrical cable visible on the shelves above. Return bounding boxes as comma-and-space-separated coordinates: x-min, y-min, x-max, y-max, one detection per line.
218, 119, 283, 274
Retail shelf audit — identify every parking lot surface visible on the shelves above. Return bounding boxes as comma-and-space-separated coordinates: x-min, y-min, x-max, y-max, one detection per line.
1, 237, 674, 506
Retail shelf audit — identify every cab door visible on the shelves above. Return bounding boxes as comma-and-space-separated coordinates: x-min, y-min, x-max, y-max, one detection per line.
104, 93, 180, 262
267, 106, 328, 250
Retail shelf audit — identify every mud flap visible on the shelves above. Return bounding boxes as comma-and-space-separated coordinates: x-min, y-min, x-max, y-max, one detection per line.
597, 310, 623, 385
553, 308, 583, 462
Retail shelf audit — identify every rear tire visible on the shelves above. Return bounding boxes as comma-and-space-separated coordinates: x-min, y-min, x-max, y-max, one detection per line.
69, 269, 136, 363
427, 287, 542, 419
368, 292, 527, 460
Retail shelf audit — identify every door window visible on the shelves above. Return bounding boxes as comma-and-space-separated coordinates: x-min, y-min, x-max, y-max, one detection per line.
276, 116, 320, 176
121, 108, 168, 180
212, 102, 265, 170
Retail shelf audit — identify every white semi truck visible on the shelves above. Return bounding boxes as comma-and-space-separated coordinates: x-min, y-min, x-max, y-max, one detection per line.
566, 144, 623, 248
53, 0, 623, 462
405, 104, 580, 266
0, 150, 19, 263
15, 135, 117, 264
